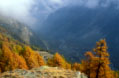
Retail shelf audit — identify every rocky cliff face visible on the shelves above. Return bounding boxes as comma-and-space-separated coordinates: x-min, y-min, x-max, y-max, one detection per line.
0, 66, 87, 78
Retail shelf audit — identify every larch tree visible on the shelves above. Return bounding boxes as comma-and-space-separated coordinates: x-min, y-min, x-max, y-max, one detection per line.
65, 62, 71, 69
35, 52, 45, 66
72, 62, 81, 71
81, 39, 114, 78
23, 46, 45, 69
0, 42, 28, 72
47, 52, 71, 69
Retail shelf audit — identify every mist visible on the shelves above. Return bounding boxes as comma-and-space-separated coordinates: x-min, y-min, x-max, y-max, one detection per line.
0, 0, 118, 26
0, 0, 36, 25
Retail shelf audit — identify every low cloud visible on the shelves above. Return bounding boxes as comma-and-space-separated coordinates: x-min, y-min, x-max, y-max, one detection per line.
0, 0, 118, 26
0, 0, 36, 25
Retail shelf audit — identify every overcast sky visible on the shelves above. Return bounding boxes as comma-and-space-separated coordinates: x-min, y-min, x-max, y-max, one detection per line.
0, 0, 118, 26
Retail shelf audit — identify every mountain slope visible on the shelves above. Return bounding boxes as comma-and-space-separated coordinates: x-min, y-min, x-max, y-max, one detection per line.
0, 15, 46, 50
36, 5, 119, 69
0, 26, 47, 72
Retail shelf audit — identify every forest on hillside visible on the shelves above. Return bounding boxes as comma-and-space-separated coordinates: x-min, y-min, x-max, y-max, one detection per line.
1, 0, 119, 78
0, 29, 118, 78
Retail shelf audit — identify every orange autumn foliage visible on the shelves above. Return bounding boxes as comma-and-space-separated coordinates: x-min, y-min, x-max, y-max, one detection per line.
65, 63, 71, 69
47, 52, 71, 69
81, 39, 114, 78
23, 46, 45, 69
0, 30, 117, 77
0, 33, 46, 72
114, 71, 119, 78
72, 63, 81, 71
0, 42, 28, 72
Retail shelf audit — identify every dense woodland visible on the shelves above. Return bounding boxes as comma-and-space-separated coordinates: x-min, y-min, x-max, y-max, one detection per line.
0, 27, 118, 78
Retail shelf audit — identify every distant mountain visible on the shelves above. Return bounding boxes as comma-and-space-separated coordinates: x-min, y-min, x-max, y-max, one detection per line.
36, 5, 119, 69
0, 15, 46, 50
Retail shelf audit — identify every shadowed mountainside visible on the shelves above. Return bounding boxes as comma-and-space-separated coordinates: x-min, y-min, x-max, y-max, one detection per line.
0, 15, 46, 50
36, 5, 119, 69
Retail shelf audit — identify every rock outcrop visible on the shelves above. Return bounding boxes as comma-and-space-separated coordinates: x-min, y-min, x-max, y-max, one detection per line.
38, 51, 53, 62
0, 66, 87, 78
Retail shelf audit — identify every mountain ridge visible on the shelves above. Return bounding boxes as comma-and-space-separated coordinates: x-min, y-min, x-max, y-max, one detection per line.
0, 15, 47, 50
36, 6, 119, 69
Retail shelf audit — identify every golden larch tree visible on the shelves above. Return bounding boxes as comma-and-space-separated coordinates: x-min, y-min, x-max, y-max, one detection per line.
47, 52, 71, 69
23, 46, 45, 69
81, 39, 114, 78
0, 42, 28, 72
72, 62, 81, 71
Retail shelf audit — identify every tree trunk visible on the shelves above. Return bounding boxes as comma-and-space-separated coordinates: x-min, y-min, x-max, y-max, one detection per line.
96, 63, 101, 78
